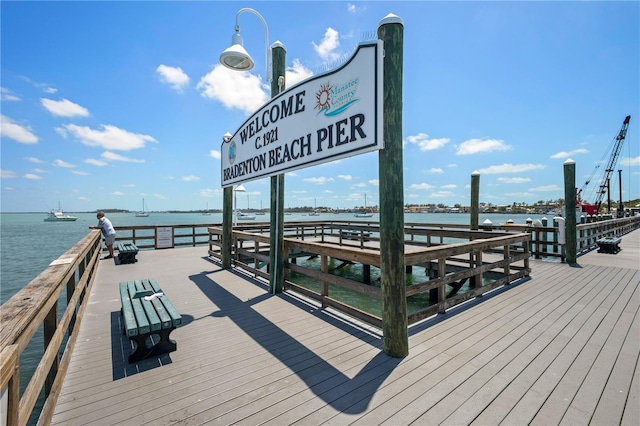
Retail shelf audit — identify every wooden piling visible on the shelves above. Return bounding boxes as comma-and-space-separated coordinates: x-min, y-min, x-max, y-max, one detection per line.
269, 42, 286, 294
470, 171, 480, 230
378, 14, 408, 358
563, 159, 577, 264
222, 186, 232, 269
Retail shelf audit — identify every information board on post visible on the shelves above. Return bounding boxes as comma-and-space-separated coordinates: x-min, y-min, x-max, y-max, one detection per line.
221, 40, 383, 187
155, 226, 174, 249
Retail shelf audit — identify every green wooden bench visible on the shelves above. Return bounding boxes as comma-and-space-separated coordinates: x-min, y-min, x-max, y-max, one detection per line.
116, 242, 139, 264
119, 278, 182, 363
596, 237, 622, 254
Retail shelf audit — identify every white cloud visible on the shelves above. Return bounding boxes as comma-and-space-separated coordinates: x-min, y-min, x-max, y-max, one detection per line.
550, 148, 589, 159
620, 156, 640, 167
59, 124, 157, 151
24, 173, 42, 180
478, 163, 546, 174
182, 175, 200, 181
428, 168, 444, 174
304, 176, 335, 184
441, 184, 457, 189
338, 174, 353, 181
368, 179, 379, 186
197, 65, 268, 114
405, 133, 450, 151
101, 151, 145, 163
210, 150, 221, 160
0, 115, 38, 144
40, 98, 89, 117
156, 64, 190, 92
1, 169, 17, 178
286, 59, 314, 87
313, 27, 340, 61
456, 138, 512, 155
530, 185, 561, 192
431, 191, 454, 198
85, 158, 108, 166
111, 191, 125, 196
24, 157, 44, 163
53, 159, 75, 168
1, 87, 20, 101
71, 170, 90, 176
497, 177, 532, 184
409, 183, 435, 190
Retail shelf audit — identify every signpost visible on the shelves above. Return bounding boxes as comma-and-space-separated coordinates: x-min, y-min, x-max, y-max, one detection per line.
221, 40, 384, 187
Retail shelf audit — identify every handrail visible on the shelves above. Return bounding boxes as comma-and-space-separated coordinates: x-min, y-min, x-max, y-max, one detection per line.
113, 223, 220, 250
0, 231, 102, 426
208, 224, 531, 328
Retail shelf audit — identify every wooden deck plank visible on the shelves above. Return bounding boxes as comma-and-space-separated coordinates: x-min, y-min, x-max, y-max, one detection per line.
50, 229, 640, 425
491, 267, 634, 425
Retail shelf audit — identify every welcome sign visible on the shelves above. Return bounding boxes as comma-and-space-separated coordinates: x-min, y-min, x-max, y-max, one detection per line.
221, 40, 383, 187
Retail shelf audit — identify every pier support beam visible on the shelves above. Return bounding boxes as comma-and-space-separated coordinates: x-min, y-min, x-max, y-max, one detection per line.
222, 177, 233, 269
378, 14, 408, 358
470, 171, 480, 231
563, 158, 577, 264
269, 42, 286, 294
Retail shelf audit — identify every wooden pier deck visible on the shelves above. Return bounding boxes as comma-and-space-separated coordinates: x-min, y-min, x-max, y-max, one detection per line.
51, 230, 639, 425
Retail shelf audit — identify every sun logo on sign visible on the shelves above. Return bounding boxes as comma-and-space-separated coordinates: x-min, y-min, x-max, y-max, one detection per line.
228, 141, 237, 165
315, 82, 332, 112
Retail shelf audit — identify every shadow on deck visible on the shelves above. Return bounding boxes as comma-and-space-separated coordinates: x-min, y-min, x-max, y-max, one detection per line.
51, 230, 640, 425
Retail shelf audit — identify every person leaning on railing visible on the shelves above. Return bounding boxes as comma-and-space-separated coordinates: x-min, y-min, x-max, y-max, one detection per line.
89, 211, 116, 259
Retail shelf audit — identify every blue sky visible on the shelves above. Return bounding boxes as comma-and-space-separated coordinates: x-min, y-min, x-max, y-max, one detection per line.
1, 1, 638, 213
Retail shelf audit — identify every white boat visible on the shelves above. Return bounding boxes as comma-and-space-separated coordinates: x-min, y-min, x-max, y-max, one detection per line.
354, 194, 373, 217
308, 198, 321, 216
44, 208, 78, 222
202, 202, 211, 215
238, 211, 256, 220
136, 198, 149, 217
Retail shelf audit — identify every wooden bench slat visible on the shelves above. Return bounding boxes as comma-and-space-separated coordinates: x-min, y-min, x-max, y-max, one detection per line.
148, 279, 182, 327
127, 280, 150, 334
119, 281, 139, 337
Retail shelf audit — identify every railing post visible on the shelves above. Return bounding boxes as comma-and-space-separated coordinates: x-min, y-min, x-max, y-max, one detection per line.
541, 217, 548, 255
503, 244, 511, 282
66, 274, 77, 333
437, 258, 446, 314
1, 345, 19, 426
44, 302, 59, 397
320, 254, 329, 307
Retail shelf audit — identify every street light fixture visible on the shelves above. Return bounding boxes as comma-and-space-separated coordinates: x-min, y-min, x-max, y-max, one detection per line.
219, 7, 272, 82
220, 8, 285, 294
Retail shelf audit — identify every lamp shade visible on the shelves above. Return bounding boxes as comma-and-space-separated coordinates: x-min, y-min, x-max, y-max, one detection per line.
220, 32, 254, 71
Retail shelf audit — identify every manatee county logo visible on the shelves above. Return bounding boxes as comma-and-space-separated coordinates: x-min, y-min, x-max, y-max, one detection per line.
228, 140, 237, 165
315, 78, 359, 117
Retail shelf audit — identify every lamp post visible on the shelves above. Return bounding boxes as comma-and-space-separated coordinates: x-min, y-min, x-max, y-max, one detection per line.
220, 8, 286, 294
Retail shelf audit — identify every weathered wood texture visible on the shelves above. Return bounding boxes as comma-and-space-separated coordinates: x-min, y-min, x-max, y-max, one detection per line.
378, 17, 407, 358
50, 229, 639, 425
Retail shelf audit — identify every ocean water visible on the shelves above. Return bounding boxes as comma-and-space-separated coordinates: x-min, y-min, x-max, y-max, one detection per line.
0, 211, 554, 303
1, 210, 550, 424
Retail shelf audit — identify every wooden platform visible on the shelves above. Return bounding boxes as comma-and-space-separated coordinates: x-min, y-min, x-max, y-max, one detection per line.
51, 230, 640, 425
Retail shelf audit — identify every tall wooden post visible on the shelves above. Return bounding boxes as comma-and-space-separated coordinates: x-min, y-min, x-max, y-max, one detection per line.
269, 41, 286, 293
470, 170, 480, 231
563, 158, 577, 264
378, 14, 408, 358
221, 184, 233, 269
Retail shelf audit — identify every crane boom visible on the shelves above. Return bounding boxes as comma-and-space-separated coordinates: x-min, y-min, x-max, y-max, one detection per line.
595, 115, 630, 212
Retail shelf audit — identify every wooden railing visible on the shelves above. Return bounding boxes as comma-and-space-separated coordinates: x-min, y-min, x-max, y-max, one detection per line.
112, 223, 217, 250
208, 224, 531, 328
576, 216, 640, 254
0, 231, 102, 426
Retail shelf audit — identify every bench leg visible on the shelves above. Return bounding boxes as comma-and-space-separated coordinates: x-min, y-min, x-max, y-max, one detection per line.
127, 326, 177, 363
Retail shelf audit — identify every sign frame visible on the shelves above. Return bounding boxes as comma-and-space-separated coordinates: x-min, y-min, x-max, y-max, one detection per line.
221, 40, 383, 187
